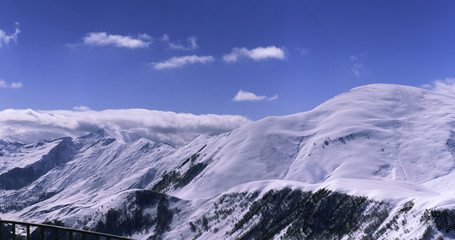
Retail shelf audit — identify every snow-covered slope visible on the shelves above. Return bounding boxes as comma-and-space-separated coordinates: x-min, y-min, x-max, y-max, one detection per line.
2, 84, 455, 239
172, 84, 455, 204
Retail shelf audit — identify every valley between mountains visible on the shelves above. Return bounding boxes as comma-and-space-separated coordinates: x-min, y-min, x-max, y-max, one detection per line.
2, 84, 455, 239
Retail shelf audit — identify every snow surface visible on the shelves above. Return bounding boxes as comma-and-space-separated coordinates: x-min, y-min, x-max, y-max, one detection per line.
2, 84, 455, 239
172, 84, 455, 206
0, 139, 62, 173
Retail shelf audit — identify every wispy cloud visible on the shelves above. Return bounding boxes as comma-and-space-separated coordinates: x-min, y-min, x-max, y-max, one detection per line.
421, 78, 455, 95
352, 63, 364, 77
160, 34, 170, 42
152, 55, 215, 70
349, 53, 367, 77
0, 22, 20, 48
0, 79, 23, 89
137, 33, 152, 41
72, 106, 91, 111
232, 90, 278, 102
0, 109, 251, 146
83, 32, 151, 49
223, 46, 286, 63
168, 36, 198, 50
267, 94, 279, 101
298, 48, 309, 56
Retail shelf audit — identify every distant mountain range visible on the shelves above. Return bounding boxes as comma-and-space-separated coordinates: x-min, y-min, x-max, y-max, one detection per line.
2, 84, 455, 239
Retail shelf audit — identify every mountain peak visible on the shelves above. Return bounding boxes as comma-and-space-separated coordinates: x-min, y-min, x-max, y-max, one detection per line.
79, 128, 108, 139
3, 84, 455, 239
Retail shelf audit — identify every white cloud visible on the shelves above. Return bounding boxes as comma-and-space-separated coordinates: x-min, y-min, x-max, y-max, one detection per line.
0, 22, 20, 48
223, 48, 248, 63
421, 78, 455, 95
152, 55, 214, 70
233, 90, 266, 101
349, 53, 367, 77
161, 34, 170, 42
168, 43, 186, 50
0, 80, 7, 88
72, 106, 91, 111
267, 94, 279, 101
83, 32, 151, 49
223, 46, 286, 63
232, 90, 278, 102
168, 36, 199, 50
10, 82, 23, 88
0, 79, 23, 89
352, 63, 363, 77
0, 109, 251, 146
188, 36, 198, 49
137, 33, 152, 41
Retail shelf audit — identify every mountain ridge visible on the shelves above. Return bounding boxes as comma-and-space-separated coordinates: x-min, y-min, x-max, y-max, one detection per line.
2, 84, 455, 239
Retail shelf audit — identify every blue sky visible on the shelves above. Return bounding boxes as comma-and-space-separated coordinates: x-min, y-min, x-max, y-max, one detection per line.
0, 1, 454, 120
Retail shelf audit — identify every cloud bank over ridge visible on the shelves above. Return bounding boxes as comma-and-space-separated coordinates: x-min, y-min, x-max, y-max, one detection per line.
0, 109, 251, 146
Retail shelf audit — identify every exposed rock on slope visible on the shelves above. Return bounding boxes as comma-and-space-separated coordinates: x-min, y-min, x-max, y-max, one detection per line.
2, 84, 455, 239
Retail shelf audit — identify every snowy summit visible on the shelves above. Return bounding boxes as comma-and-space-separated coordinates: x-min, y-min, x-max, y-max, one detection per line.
1, 84, 455, 239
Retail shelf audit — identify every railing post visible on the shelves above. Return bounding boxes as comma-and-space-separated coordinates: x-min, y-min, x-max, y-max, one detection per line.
40, 226, 44, 240
55, 227, 59, 240
27, 224, 30, 240
12, 223, 16, 240
69, 230, 73, 240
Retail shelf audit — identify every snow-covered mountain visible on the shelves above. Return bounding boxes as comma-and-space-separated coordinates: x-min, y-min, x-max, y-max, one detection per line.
2, 84, 455, 239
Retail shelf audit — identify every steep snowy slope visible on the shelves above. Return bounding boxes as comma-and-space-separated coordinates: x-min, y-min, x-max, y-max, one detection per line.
0, 139, 61, 173
0, 129, 210, 221
171, 84, 455, 203
2, 84, 455, 239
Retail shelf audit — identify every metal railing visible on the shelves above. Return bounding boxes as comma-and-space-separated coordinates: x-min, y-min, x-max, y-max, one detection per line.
0, 219, 134, 240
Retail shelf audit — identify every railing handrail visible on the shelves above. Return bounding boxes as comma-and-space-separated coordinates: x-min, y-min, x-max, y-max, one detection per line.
0, 219, 134, 240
